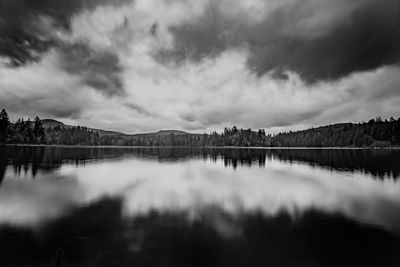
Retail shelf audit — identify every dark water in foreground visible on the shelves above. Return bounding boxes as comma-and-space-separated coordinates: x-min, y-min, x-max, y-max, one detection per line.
0, 146, 400, 267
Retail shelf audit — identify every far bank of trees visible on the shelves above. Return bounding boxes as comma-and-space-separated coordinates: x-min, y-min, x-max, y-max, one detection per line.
275, 117, 400, 147
0, 109, 275, 146
1, 108, 400, 147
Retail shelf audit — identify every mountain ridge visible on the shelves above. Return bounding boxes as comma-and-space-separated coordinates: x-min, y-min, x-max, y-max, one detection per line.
39, 118, 363, 137
41, 119, 194, 137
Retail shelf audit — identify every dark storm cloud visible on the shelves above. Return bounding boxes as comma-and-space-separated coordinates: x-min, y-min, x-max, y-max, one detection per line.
57, 42, 124, 96
0, 0, 130, 65
245, 0, 400, 83
156, 4, 228, 64
0, 32, 52, 66
157, 0, 400, 83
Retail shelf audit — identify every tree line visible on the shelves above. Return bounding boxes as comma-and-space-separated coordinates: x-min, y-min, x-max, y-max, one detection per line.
274, 117, 400, 147
1, 108, 400, 147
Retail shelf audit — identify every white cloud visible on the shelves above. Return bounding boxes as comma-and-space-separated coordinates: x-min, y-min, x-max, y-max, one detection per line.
0, 51, 93, 120
1, 0, 400, 134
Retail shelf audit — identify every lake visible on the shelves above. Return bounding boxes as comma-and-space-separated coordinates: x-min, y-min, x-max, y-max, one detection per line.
0, 145, 400, 266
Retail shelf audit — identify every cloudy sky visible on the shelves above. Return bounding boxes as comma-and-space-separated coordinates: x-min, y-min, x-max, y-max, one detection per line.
1, 0, 400, 134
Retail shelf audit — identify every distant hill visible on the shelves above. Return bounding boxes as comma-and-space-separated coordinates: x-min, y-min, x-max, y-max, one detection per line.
41, 119, 126, 137
40, 119, 193, 138
89, 128, 125, 137
41, 119, 67, 129
133, 130, 193, 137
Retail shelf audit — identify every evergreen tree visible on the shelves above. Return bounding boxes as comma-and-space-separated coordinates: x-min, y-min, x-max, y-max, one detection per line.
33, 116, 45, 144
22, 119, 33, 143
0, 109, 10, 143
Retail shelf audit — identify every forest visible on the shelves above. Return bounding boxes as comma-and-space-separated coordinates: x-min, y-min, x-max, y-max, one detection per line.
1, 108, 400, 147
274, 118, 400, 147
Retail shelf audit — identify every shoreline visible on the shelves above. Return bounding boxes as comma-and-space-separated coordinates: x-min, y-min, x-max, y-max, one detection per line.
3, 144, 400, 150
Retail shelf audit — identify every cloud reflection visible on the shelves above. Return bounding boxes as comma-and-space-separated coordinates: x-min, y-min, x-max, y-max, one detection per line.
0, 171, 83, 226
1, 156, 400, 232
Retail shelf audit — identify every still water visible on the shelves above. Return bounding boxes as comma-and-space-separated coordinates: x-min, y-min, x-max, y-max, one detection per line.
0, 146, 400, 266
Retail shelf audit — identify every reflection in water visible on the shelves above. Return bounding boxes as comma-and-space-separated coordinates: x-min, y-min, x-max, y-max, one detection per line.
1, 146, 400, 180
0, 146, 400, 266
2, 152, 400, 231
0, 198, 400, 267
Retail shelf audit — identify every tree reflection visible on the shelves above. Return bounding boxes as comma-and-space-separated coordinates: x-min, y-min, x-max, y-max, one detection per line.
1, 146, 399, 181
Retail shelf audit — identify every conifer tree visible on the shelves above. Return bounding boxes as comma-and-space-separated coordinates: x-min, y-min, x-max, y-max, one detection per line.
0, 109, 10, 142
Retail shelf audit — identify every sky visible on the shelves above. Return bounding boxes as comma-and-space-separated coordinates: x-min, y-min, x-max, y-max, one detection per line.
0, 0, 400, 134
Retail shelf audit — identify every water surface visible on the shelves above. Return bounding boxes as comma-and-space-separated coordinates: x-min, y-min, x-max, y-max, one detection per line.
0, 146, 400, 266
